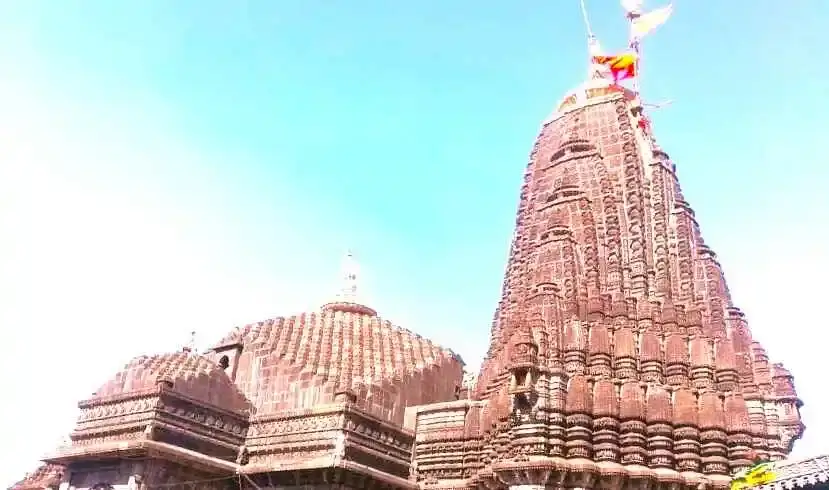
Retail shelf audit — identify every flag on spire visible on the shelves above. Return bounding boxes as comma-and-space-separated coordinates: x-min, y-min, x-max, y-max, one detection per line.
587, 36, 615, 81
591, 52, 639, 82
630, 4, 674, 41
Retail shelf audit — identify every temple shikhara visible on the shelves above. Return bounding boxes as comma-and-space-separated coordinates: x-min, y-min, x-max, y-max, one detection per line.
10, 2, 826, 490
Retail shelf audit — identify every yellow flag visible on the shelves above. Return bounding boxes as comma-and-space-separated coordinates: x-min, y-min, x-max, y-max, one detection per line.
730, 462, 778, 490
631, 4, 673, 40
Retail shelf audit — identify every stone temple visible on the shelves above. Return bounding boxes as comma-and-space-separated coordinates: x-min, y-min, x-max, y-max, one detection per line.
10, 46, 823, 490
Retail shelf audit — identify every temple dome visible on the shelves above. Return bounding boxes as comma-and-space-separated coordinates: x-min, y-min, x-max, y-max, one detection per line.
207, 250, 463, 424
90, 350, 250, 414
210, 305, 464, 423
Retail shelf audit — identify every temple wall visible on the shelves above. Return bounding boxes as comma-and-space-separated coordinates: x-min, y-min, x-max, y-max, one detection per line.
60, 460, 231, 490
61, 461, 136, 490
406, 399, 485, 484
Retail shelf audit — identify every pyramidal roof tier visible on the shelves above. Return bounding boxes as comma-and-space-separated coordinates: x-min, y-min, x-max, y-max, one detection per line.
465, 42, 805, 487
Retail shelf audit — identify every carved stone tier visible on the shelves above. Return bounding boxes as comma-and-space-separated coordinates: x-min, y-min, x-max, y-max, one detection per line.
244, 402, 414, 487
70, 381, 248, 462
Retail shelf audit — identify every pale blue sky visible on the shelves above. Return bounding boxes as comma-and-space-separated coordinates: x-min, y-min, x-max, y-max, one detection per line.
1, 1, 827, 485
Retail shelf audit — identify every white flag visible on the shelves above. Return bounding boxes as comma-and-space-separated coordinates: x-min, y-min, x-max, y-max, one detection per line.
631, 4, 674, 40
621, 0, 645, 16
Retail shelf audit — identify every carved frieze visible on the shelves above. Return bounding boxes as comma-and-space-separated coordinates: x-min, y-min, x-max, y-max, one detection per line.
155, 395, 247, 442
77, 396, 158, 423
248, 414, 340, 438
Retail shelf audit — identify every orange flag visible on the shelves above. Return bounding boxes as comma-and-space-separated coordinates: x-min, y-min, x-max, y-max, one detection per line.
592, 53, 638, 81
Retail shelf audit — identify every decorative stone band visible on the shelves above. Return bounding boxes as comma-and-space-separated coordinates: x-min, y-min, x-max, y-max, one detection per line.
240, 402, 416, 486
749, 455, 829, 490
489, 457, 735, 490
247, 402, 413, 453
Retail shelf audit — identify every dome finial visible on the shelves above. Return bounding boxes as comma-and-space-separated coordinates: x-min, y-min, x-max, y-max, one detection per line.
337, 249, 360, 303
183, 330, 197, 354
322, 249, 377, 316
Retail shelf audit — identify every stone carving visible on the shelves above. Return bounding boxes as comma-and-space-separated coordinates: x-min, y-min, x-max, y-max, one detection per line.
248, 414, 340, 437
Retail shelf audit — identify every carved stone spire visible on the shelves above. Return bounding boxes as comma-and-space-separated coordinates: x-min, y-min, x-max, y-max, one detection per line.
464, 7, 804, 485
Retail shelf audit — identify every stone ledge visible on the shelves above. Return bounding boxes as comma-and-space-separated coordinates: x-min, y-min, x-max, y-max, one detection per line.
42, 440, 238, 475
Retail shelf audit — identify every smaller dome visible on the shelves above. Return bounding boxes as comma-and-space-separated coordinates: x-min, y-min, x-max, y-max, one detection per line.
91, 351, 250, 414
10, 464, 63, 490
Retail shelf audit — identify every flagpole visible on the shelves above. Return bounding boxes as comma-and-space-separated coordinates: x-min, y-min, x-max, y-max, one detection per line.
627, 11, 643, 97
579, 0, 594, 39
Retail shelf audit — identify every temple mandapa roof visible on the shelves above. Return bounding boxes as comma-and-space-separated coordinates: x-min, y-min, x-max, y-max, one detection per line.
90, 350, 251, 414
210, 302, 464, 423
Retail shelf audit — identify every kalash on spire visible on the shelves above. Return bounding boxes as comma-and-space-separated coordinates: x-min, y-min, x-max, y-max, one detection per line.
321, 249, 378, 315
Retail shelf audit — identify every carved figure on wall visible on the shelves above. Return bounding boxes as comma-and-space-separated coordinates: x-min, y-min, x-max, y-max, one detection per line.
510, 390, 538, 424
